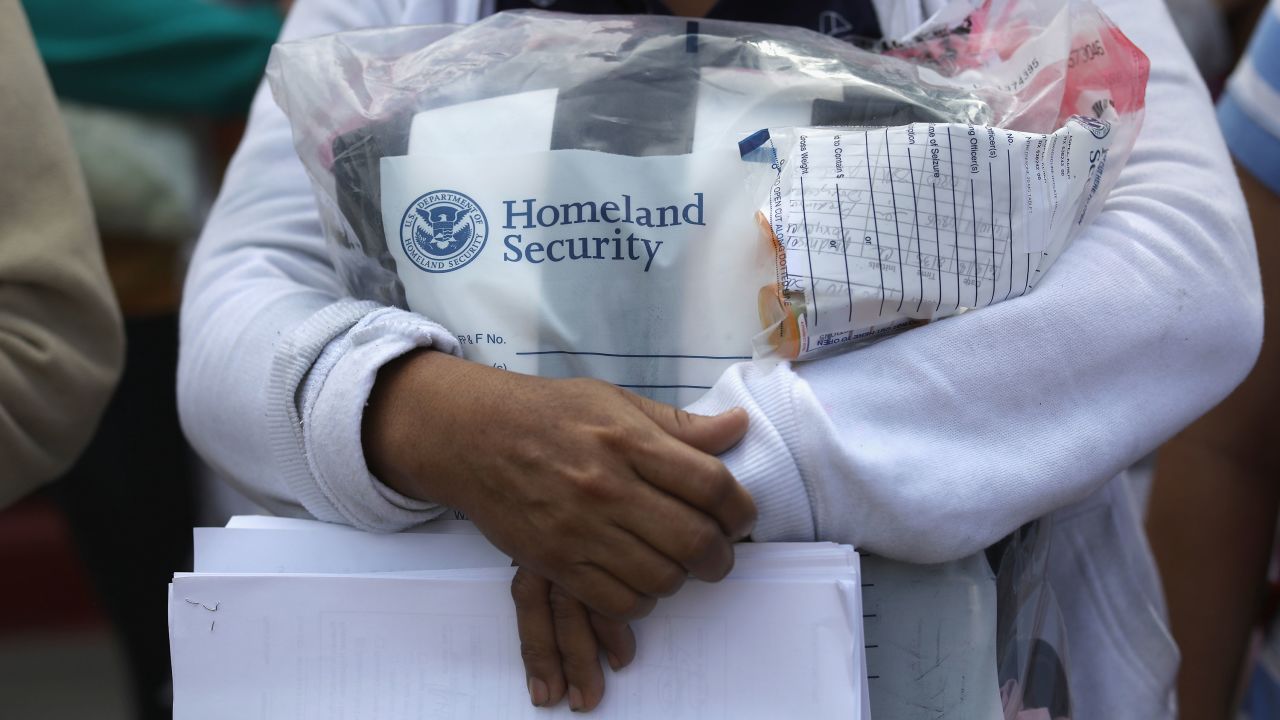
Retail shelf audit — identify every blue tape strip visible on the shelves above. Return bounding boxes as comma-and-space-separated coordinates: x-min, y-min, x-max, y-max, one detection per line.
738, 128, 772, 159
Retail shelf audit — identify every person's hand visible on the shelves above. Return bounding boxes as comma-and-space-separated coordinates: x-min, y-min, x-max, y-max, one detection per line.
512, 567, 634, 711
364, 350, 756, 620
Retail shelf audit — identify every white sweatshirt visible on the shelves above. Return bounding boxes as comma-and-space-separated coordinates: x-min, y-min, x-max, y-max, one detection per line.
178, 0, 1262, 716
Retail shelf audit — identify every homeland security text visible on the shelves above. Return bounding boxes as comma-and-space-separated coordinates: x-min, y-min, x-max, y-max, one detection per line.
501, 193, 704, 272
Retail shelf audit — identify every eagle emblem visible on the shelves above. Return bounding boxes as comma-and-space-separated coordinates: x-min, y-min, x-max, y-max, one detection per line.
413, 204, 474, 254
399, 190, 489, 274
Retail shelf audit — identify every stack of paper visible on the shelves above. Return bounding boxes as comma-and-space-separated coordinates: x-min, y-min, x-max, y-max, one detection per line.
168, 516, 870, 719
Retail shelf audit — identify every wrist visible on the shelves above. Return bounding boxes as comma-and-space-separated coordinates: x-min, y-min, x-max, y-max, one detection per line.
362, 349, 475, 507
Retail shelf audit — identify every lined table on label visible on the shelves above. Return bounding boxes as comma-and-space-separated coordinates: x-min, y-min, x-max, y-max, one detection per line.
776, 127, 1030, 332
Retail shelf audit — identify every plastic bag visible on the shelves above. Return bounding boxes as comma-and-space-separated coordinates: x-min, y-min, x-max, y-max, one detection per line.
265, 4, 1149, 716
267, 3, 1145, 405
743, 0, 1149, 359
745, 117, 1125, 360
991, 520, 1075, 720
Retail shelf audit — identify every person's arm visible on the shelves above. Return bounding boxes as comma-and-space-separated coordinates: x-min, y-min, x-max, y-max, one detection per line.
1148, 3, 1280, 713
179, 0, 755, 625
1148, 164, 1278, 720
178, 0, 459, 526
685, 0, 1264, 562
0, 0, 124, 507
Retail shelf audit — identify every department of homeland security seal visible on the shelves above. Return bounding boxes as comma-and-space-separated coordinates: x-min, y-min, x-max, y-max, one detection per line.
399, 190, 489, 273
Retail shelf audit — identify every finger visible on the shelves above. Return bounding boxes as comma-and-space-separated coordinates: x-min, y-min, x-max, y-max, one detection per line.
549, 585, 605, 712
584, 523, 688, 599
625, 434, 757, 542
621, 391, 749, 455
589, 612, 637, 671
616, 490, 736, 582
608, 477, 737, 581
510, 568, 566, 707
558, 562, 658, 622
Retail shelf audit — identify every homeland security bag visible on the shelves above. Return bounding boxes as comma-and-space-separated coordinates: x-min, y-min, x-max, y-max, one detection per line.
266, 5, 1148, 718
267, 4, 1144, 407
268, 10, 975, 406
266, 5, 1144, 406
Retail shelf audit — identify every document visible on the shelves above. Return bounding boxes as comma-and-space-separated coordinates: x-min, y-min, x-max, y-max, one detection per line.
171, 572, 863, 720
171, 519, 869, 719
224, 514, 482, 534
408, 88, 559, 157
193, 528, 508, 573
379, 146, 773, 408
749, 118, 1114, 359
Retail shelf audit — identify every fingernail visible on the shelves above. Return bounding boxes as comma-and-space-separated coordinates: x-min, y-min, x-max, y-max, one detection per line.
528, 677, 548, 707
607, 652, 622, 671
568, 685, 584, 712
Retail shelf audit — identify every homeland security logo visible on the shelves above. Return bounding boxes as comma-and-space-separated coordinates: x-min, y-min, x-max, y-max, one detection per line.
400, 190, 489, 273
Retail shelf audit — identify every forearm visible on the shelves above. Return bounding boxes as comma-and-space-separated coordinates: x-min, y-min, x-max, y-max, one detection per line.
692, 0, 1264, 561
177, 0, 461, 527
363, 349, 478, 507
177, 110, 462, 526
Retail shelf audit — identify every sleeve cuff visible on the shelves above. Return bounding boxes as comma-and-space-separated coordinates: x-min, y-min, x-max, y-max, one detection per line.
275, 301, 462, 531
684, 361, 817, 542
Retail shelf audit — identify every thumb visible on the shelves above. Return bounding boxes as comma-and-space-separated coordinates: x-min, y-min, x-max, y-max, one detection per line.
625, 394, 748, 455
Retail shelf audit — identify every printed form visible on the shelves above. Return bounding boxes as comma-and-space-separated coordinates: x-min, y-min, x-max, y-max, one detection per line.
170, 519, 869, 720
177, 516, 1015, 720
757, 118, 1112, 358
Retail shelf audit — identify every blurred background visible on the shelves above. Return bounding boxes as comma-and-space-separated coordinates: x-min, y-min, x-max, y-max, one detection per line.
0, 0, 1273, 719
0, 1, 285, 718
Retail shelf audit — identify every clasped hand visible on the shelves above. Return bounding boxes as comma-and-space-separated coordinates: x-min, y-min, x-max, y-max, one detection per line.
365, 351, 756, 712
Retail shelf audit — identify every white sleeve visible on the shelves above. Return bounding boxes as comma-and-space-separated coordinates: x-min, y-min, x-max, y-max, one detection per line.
178, 0, 477, 531
687, 0, 1264, 562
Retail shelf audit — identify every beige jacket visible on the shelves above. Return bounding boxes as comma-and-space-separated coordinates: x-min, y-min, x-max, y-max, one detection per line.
0, 1, 124, 507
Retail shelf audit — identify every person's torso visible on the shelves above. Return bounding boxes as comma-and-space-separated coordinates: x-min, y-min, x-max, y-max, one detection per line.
374, 4, 1180, 717
492, 0, 884, 40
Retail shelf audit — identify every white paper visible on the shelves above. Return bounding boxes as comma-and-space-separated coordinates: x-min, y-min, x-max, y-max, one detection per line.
178, 521, 870, 717
224, 514, 482, 534
756, 119, 1113, 358
692, 68, 842, 153
409, 88, 558, 156
193, 527, 508, 574
198, 523, 847, 578
170, 571, 864, 720
380, 146, 774, 407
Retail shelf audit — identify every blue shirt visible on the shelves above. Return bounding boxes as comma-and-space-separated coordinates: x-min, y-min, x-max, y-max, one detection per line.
1218, 0, 1280, 195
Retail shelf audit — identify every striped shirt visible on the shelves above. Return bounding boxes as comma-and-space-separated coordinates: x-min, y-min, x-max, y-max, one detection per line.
1219, 0, 1280, 195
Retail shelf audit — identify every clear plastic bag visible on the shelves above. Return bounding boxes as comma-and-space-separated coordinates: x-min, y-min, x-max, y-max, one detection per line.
992, 520, 1075, 719
265, 4, 1149, 716
267, 4, 1145, 404
744, 117, 1129, 360
742, 0, 1149, 359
